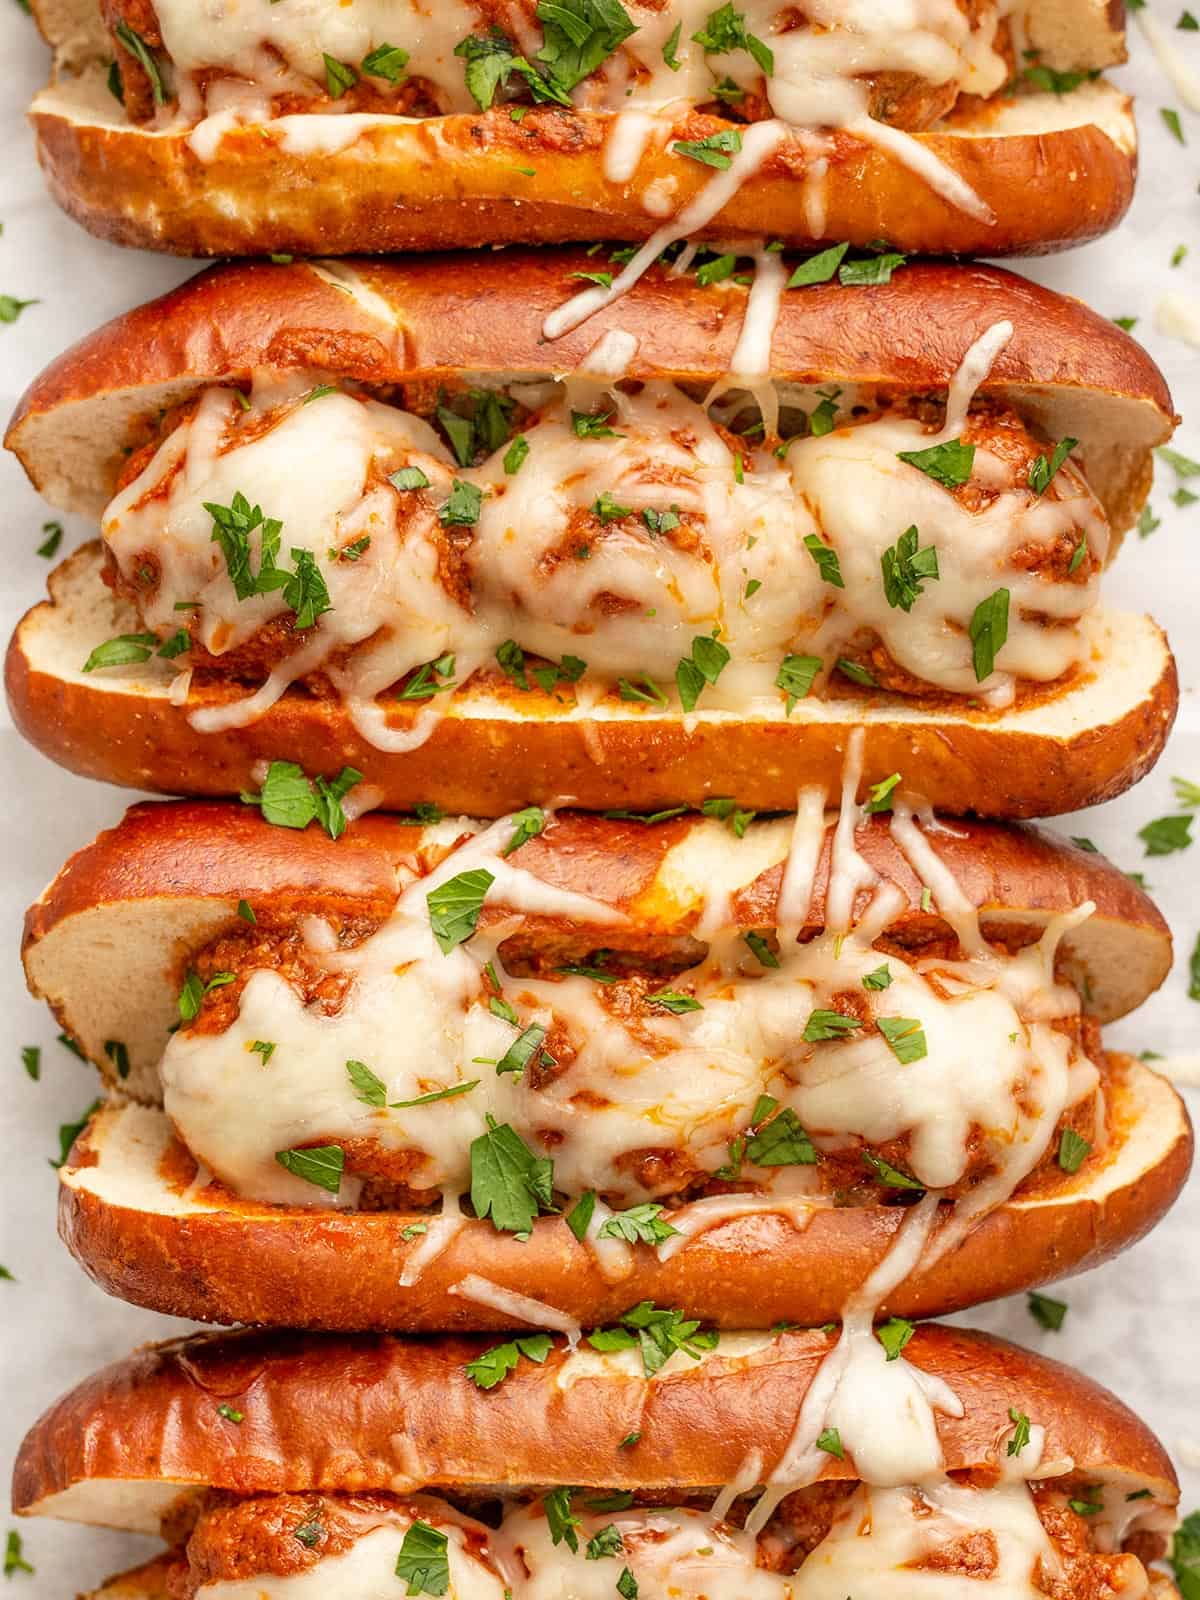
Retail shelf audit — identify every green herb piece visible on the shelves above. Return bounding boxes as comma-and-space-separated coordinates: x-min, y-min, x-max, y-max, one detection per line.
881, 524, 939, 611
691, 4, 774, 72
1162, 106, 1186, 143
470, 1115, 555, 1233
1007, 1407, 1032, 1457
465, 1333, 553, 1389
1026, 1289, 1067, 1331
439, 479, 484, 526
177, 969, 236, 1023
586, 1525, 625, 1560
836, 657, 877, 688
743, 930, 780, 968
36, 522, 62, 559
82, 632, 159, 672
504, 435, 530, 474
1028, 437, 1078, 495
567, 1190, 598, 1240
323, 53, 358, 96
572, 408, 622, 439
787, 242, 849, 287
397, 653, 457, 702
103, 1040, 130, 1080
1057, 1127, 1092, 1174
746, 1102, 818, 1167
969, 588, 1010, 681
390, 1081, 480, 1109
115, 19, 166, 102
51, 1099, 101, 1169
674, 129, 742, 169
1168, 1509, 1200, 1600
347, 1059, 388, 1107
776, 653, 821, 711
617, 674, 668, 708
362, 43, 410, 80
877, 1317, 915, 1361
862, 1151, 924, 1190
803, 1009, 863, 1042
587, 1301, 718, 1376
839, 252, 907, 286
696, 251, 738, 287
1138, 815, 1193, 856
504, 806, 546, 855
897, 438, 975, 488
876, 1016, 928, 1064
645, 990, 703, 1015
395, 1521, 450, 1597
274, 1144, 345, 1194
495, 1023, 551, 1079
676, 632, 731, 711
598, 1203, 680, 1245
427, 868, 495, 954
239, 761, 362, 840
803, 532, 843, 587
544, 1487, 580, 1553
864, 773, 901, 814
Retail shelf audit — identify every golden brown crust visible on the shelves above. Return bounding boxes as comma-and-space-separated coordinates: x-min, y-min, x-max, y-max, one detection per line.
55, 1056, 1192, 1331
7, 256, 1175, 506
28, 92, 1137, 259
22, 798, 1173, 1021
4, 547, 1182, 822
13, 1322, 1179, 1521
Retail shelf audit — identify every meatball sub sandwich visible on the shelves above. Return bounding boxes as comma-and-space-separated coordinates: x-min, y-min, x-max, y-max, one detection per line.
12, 1324, 1185, 1599
5, 254, 1179, 818
28, 0, 1136, 256
26, 777, 1191, 1331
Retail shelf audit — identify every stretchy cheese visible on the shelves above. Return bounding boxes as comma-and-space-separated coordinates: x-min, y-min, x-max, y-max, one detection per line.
156, 785, 1100, 1302
100, 322, 1107, 747
185, 1477, 1130, 1600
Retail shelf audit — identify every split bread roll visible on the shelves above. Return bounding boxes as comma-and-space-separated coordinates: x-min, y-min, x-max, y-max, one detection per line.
5, 255, 1179, 818
26, 796, 1192, 1331
13, 1324, 1184, 1599
28, 0, 1136, 256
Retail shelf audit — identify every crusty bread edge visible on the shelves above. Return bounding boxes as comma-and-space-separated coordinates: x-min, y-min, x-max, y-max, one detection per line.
55, 1058, 1193, 1332
13, 1320, 1179, 1523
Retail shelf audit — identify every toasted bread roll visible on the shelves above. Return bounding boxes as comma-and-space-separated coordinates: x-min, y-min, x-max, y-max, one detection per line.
13, 1325, 1182, 1600
4, 257, 1179, 818
25, 798, 1191, 1330
29, 0, 1135, 256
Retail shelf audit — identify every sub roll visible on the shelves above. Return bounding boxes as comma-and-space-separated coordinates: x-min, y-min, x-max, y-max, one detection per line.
26, 787, 1191, 1331
5, 254, 1179, 818
28, 0, 1136, 256
12, 1324, 1184, 1599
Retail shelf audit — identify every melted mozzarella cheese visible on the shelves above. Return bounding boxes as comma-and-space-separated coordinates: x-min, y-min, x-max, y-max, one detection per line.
225, 1487, 1064, 1600
795, 1480, 1062, 1599
98, 364, 1107, 745
497, 1504, 796, 1600
195, 1516, 505, 1600
150, 0, 1012, 128
158, 805, 1096, 1216
147, 0, 1020, 264
785, 412, 1108, 708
